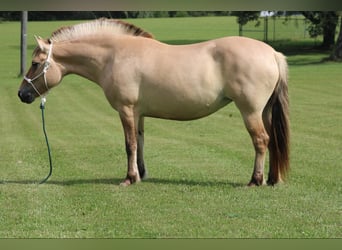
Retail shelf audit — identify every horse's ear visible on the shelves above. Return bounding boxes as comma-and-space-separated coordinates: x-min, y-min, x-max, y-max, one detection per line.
34, 35, 49, 52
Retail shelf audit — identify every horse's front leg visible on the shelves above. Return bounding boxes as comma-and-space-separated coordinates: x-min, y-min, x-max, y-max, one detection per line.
119, 107, 141, 186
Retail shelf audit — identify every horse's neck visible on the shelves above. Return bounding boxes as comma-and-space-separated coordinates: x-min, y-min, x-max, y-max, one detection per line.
54, 40, 110, 84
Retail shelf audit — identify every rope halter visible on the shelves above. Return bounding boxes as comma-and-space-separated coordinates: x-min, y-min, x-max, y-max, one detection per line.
23, 41, 53, 98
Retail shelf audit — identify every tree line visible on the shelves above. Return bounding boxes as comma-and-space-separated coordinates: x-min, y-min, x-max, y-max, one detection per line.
0, 11, 230, 21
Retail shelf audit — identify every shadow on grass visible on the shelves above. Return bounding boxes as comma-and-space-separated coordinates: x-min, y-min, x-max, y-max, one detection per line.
0, 178, 120, 186
145, 177, 245, 188
267, 40, 333, 66
1, 177, 246, 188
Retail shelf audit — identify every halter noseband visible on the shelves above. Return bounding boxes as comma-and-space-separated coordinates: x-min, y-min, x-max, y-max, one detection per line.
23, 41, 53, 97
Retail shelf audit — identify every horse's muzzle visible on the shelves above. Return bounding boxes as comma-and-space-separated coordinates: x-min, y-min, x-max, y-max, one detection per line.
18, 90, 35, 104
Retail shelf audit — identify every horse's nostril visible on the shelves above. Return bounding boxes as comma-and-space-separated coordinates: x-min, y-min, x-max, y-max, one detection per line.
18, 90, 34, 104
18, 90, 24, 100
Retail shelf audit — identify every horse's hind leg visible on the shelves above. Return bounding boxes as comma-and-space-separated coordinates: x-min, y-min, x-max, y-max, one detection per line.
137, 117, 147, 179
242, 112, 270, 186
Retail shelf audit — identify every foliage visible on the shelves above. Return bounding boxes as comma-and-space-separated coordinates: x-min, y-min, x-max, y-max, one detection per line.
0, 11, 231, 21
231, 11, 260, 26
301, 11, 339, 49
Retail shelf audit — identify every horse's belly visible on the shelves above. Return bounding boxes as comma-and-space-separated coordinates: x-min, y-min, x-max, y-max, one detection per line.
139, 72, 231, 120
141, 93, 232, 121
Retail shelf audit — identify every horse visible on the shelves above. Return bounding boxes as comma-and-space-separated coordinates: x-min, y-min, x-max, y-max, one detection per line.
18, 18, 290, 186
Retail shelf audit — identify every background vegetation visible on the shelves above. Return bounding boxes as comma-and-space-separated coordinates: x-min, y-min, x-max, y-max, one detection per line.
3, 11, 340, 59
0, 16, 341, 238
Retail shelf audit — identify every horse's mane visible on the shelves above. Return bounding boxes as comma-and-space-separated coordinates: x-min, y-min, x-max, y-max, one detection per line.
49, 18, 154, 42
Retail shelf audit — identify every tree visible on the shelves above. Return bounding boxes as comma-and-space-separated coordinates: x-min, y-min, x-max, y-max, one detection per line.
330, 15, 342, 60
302, 11, 339, 49
231, 11, 260, 36
232, 11, 259, 26
168, 11, 177, 18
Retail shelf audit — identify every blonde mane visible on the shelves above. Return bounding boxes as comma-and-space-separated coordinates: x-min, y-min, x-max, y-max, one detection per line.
50, 18, 154, 42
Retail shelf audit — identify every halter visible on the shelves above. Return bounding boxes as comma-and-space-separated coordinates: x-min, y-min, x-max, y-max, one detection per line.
23, 41, 53, 98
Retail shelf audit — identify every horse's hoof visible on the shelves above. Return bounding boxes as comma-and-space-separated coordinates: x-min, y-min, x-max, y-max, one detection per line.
119, 179, 132, 187
267, 178, 284, 186
266, 180, 275, 186
247, 177, 264, 187
119, 176, 142, 186
247, 181, 257, 187
140, 170, 148, 180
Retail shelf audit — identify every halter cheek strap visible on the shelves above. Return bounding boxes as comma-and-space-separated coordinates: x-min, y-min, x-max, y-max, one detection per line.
23, 41, 53, 98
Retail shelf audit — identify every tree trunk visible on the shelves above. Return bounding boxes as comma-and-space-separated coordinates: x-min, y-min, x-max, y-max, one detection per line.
302, 11, 338, 49
321, 12, 338, 49
331, 17, 342, 60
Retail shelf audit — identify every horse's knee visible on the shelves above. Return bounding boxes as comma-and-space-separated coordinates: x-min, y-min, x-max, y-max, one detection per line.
243, 114, 269, 152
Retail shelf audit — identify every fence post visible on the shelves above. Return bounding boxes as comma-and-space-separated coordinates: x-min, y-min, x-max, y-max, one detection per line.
264, 16, 268, 43
20, 11, 28, 76
239, 23, 243, 36
273, 16, 276, 41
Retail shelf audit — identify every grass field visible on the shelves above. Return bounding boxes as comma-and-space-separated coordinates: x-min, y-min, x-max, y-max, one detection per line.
0, 16, 341, 238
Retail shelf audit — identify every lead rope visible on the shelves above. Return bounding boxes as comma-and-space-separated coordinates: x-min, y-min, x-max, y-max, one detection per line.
39, 96, 53, 184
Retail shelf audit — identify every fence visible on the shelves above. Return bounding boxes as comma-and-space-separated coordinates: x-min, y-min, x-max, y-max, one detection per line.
239, 16, 315, 43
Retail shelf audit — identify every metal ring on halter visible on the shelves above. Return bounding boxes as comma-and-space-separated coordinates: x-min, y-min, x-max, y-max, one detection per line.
23, 41, 53, 98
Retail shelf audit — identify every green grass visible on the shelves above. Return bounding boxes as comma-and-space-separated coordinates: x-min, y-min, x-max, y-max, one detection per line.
0, 17, 341, 238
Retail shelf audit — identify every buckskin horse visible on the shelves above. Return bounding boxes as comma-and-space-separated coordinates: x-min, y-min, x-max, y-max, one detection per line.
18, 18, 290, 186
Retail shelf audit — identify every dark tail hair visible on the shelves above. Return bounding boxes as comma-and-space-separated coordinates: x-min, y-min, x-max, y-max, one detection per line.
266, 52, 290, 185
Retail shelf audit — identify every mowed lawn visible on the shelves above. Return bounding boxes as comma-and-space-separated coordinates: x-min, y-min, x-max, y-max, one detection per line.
0, 17, 341, 238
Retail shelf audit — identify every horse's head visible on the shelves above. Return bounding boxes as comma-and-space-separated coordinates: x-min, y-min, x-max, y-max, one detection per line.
18, 36, 62, 104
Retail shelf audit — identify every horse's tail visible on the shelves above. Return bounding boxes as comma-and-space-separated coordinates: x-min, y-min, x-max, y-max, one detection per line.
265, 52, 290, 185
